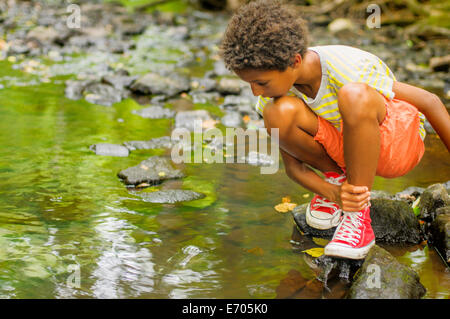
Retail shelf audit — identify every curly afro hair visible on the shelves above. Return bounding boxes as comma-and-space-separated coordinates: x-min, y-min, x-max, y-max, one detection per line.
220, 0, 310, 72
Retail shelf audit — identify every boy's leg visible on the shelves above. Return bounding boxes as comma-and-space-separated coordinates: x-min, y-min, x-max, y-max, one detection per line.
324, 83, 386, 259
337, 83, 386, 190
264, 96, 346, 229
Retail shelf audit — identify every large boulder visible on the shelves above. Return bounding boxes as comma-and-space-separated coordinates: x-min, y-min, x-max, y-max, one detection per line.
347, 245, 426, 299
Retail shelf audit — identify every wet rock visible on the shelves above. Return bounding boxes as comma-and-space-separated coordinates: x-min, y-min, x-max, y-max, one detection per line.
328, 18, 356, 34
89, 143, 129, 157
190, 77, 217, 92
123, 136, 175, 151
217, 77, 242, 95
83, 82, 124, 106
174, 109, 214, 131
102, 73, 138, 90
132, 105, 176, 119
370, 198, 421, 243
429, 55, 450, 72
418, 183, 450, 221
117, 156, 184, 186
428, 206, 450, 264
26, 26, 59, 45
370, 190, 393, 200
221, 111, 243, 127
222, 95, 255, 108
239, 151, 276, 167
191, 91, 221, 104
133, 189, 205, 204
292, 199, 422, 244
212, 60, 231, 77
394, 186, 425, 203
347, 245, 426, 299
130, 72, 190, 97
65, 80, 92, 100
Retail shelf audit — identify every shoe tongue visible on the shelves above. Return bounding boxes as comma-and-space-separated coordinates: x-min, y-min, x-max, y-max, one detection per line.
324, 171, 342, 179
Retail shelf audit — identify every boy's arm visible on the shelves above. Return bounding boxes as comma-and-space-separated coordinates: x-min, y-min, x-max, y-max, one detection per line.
280, 149, 369, 211
392, 81, 450, 152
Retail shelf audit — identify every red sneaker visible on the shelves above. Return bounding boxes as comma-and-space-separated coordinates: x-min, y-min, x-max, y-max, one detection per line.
305, 172, 346, 230
324, 206, 375, 259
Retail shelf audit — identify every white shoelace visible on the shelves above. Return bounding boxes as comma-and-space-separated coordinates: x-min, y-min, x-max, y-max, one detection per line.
325, 174, 347, 185
333, 212, 363, 246
313, 197, 339, 211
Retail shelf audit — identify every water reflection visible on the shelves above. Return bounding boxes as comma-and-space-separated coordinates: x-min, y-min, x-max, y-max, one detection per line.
91, 216, 155, 298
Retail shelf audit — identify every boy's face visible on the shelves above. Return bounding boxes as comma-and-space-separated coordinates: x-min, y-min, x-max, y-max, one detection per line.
234, 67, 297, 99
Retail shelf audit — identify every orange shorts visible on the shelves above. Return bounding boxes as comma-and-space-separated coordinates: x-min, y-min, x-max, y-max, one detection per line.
313, 97, 425, 178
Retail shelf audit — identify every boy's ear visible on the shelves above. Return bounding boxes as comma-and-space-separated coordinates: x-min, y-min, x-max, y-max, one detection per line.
292, 53, 303, 68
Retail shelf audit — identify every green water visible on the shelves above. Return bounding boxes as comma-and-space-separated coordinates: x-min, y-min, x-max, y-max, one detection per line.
0, 66, 449, 298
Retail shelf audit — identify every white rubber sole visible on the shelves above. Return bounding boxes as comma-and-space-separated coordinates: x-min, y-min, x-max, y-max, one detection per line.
324, 239, 376, 260
305, 204, 342, 230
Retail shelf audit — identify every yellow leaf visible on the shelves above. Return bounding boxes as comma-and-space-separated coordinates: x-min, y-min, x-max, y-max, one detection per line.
312, 237, 329, 247
158, 171, 166, 177
302, 247, 324, 258
136, 182, 150, 188
274, 202, 297, 213
282, 196, 291, 203
302, 193, 310, 198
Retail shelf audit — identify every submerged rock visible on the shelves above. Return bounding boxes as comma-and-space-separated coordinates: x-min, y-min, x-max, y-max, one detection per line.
132, 105, 176, 119
117, 156, 184, 186
216, 77, 242, 95
174, 109, 214, 131
347, 245, 426, 299
83, 82, 124, 106
133, 189, 205, 204
123, 136, 175, 151
89, 143, 129, 157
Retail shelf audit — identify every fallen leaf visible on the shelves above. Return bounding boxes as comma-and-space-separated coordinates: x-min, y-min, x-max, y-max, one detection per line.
282, 196, 291, 203
158, 171, 166, 177
302, 193, 310, 198
312, 237, 329, 247
243, 115, 250, 123
136, 182, 150, 188
246, 247, 264, 256
302, 247, 324, 258
274, 202, 297, 213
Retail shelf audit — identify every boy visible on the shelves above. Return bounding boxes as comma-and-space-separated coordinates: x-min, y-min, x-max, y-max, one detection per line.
219, 0, 450, 259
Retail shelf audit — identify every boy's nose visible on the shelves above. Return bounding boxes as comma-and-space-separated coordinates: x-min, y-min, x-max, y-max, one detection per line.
250, 83, 264, 97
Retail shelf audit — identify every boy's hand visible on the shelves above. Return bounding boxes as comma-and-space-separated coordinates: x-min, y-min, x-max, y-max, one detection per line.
337, 181, 371, 212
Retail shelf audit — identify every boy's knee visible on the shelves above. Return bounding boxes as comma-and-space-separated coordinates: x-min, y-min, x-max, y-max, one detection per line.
338, 83, 377, 124
264, 96, 306, 139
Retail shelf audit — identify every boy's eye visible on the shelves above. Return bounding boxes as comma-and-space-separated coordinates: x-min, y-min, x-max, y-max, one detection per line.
257, 82, 268, 86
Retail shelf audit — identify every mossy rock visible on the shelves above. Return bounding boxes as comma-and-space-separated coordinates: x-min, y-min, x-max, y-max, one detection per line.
347, 245, 426, 299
